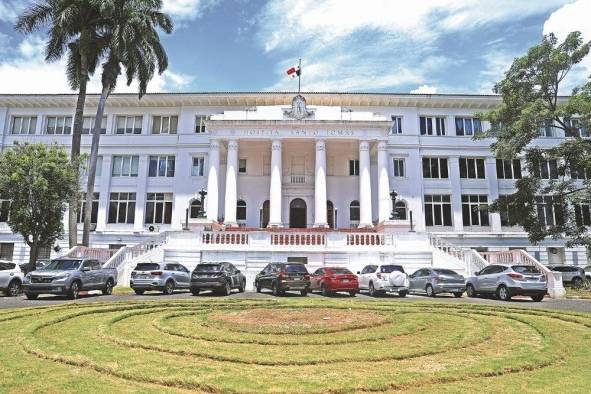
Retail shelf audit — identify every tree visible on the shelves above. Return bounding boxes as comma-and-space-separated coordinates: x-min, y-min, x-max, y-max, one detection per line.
82, 0, 173, 245
15, 0, 107, 248
478, 32, 591, 248
0, 144, 79, 273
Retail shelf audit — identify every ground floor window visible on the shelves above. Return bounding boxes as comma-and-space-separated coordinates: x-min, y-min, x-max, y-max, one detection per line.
0, 243, 14, 261
78, 193, 99, 224
424, 194, 452, 226
190, 199, 202, 219
461, 194, 489, 226
395, 200, 407, 220
37, 245, 51, 260
349, 200, 360, 222
108, 192, 136, 224
145, 193, 173, 224
236, 200, 247, 221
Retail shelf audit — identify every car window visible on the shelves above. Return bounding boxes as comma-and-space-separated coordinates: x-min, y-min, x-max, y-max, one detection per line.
227, 263, 237, 272
360, 266, 369, 274
196, 264, 222, 272
0, 262, 15, 270
512, 265, 541, 274
479, 266, 497, 275
285, 264, 307, 273
135, 263, 160, 271
164, 264, 175, 271
380, 265, 405, 274
433, 269, 458, 276
330, 268, 352, 275
314, 268, 323, 275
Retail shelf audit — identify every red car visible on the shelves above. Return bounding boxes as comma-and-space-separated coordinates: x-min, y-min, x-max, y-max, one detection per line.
310, 267, 359, 296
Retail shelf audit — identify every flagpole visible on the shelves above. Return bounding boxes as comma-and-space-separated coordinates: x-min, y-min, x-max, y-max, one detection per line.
298, 58, 301, 94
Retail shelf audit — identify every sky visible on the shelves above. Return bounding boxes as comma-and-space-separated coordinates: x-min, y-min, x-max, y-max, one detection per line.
0, 0, 590, 95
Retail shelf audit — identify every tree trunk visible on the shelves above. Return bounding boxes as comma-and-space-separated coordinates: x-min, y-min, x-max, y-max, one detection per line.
82, 85, 109, 246
68, 55, 89, 248
27, 240, 39, 275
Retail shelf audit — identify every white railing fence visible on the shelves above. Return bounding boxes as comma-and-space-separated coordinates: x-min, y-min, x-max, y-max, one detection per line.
464, 249, 489, 276
63, 245, 119, 263
427, 233, 465, 260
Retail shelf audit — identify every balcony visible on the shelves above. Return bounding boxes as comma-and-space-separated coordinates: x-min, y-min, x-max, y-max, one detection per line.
283, 174, 314, 185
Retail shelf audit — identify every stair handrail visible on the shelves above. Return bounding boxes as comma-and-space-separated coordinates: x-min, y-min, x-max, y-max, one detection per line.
427, 233, 465, 260
102, 232, 169, 271
464, 249, 489, 276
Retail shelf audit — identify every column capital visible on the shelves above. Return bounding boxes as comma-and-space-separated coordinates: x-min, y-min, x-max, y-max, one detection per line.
271, 139, 282, 151
377, 141, 388, 151
315, 139, 326, 151
227, 139, 239, 151
359, 140, 370, 151
209, 140, 220, 150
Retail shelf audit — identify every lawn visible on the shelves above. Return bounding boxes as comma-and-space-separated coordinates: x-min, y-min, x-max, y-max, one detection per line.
1, 298, 590, 393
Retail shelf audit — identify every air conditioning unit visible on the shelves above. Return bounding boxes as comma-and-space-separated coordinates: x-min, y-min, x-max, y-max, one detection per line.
90, 223, 97, 232
146, 224, 160, 233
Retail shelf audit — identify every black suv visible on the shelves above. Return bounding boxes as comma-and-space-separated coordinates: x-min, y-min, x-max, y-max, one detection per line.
190, 262, 246, 296
254, 262, 310, 296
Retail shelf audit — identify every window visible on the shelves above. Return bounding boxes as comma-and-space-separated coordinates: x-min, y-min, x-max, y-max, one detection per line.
115, 115, 142, 134
349, 200, 360, 222
152, 115, 178, 134
112, 155, 139, 177
349, 160, 359, 176
570, 164, 589, 180
46, 116, 72, 134
10, 116, 37, 135
0, 199, 10, 222
78, 192, 99, 224
535, 195, 564, 226
422, 157, 449, 179
496, 159, 522, 179
461, 195, 489, 226
393, 158, 405, 177
532, 159, 559, 180
540, 120, 558, 137
0, 243, 14, 261
37, 245, 51, 260
424, 194, 452, 226
82, 116, 107, 134
148, 155, 175, 177
145, 193, 173, 224
195, 115, 210, 133
191, 157, 205, 176
390, 116, 403, 134
190, 199, 202, 218
455, 117, 482, 136
459, 158, 485, 179
395, 201, 407, 220
238, 159, 247, 174
237, 200, 247, 221
82, 156, 102, 177
574, 202, 591, 226
108, 192, 136, 224
420, 116, 446, 136
565, 118, 590, 138
498, 197, 517, 226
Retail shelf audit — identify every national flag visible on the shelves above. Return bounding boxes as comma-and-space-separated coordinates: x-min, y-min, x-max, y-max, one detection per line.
286, 65, 301, 78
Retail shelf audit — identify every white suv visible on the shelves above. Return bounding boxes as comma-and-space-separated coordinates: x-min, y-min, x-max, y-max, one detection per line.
357, 264, 409, 297
0, 261, 24, 297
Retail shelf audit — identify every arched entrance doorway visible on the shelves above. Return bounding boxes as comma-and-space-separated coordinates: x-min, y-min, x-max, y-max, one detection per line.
327, 200, 335, 229
289, 198, 307, 228
260, 200, 270, 228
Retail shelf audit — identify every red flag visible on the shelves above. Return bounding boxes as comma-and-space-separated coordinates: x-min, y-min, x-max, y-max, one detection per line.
286, 65, 301, 78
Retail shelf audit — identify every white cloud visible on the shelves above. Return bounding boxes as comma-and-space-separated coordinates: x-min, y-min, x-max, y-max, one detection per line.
162, 0, 219, 21
0, 0, 26, 23
411, 85, 438, 94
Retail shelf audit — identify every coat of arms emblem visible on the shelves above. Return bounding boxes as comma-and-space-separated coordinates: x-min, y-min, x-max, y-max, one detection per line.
284, 94, 313, 120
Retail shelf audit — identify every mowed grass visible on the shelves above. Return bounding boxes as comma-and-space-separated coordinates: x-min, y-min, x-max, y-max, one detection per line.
0, 298, 590, 393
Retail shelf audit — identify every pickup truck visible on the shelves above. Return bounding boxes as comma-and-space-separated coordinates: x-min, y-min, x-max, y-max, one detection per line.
22, 258, 117, 300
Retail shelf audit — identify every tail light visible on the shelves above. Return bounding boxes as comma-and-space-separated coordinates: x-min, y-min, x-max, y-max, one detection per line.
507, 273, 524, 280
151, 271, 163, 276
304, 274, 310, 280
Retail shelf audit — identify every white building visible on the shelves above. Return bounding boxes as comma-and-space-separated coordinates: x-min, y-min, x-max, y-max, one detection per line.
0, 92, 586, 288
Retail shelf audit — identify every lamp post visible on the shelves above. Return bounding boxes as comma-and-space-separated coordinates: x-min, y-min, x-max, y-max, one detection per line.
390, 190, 399, 220
198, 188, 207, 218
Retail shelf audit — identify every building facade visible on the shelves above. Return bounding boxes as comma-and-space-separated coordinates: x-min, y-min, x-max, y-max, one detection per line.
0, 92, 587, 273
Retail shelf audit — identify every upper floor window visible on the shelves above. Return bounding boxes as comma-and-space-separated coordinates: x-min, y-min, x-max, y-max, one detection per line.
498, 196, 516, 226
152, 115, 178, 135
570, 164, 589, 180
349, 159, 360, 176
112, 155, 139, 177
195, 115, 210, 133
535, 195, 564, 226
10, 116, 37, 135
461, 194, 489, 226
148, 155, 175, 177
564, 117, 590, 138
108, 192, 136, 224
539, 120, 559, 137
82, 155, 102, 177
459, 157, 485, 179
115, 115, 142, 134
78, 192, 99, 224
420, 116, 446, 136
238, 159, 247, 174
455, 117, 482, 136
424, 194, 452, 226
422, 157, 449, 179
82, 116, 107, 134
390, 116, 403, 134
496, 159, 522, 179
574, 202, 591, 226
532, 159, 559, 180
191, 157, 205, 176
46, 116, 72, 134
145, 193, 173, 224
393, 158, 405, 177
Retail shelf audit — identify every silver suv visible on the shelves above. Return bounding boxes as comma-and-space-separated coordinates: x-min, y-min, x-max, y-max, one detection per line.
130, 262, 190, 295
466, 264, 547, 302
546, 265, 587, 288
0, 261, 23, 297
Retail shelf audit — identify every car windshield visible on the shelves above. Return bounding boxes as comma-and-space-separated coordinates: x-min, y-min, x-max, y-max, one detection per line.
433, 269, 458, 276
284, 264, 307, 273
44, 259, 82, 270
330, 268, 352, 275
0, 262, 15, 270
380, 265, 405, 273
196, 264, 222, 272
512, 265, 541, 274
134, 263, 160, 271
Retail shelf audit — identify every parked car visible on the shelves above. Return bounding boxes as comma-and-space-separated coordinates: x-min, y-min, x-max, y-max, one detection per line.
255, 262, 310, 296
546, 265, 587, 287
130, 262, 190, 295
465, 264, 547, 302
357, 264, 409, 297
190, 262, 246, 296
584, 266, 591, 281
0, 261, 24, 297
22, 258, 117, 300
310, 267, 358, 296
409, 268, 465, 297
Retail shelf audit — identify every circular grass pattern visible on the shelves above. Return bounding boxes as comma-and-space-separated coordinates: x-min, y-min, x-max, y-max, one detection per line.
1, 299, 591, 393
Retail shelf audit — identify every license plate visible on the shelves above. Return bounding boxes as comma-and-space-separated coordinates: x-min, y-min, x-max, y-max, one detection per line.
341, 279, 350, 283
139, 274, 149, 279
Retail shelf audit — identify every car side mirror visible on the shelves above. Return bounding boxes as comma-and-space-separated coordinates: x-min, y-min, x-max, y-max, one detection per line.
81, 267, 91, 272
236, 270, 241, 273
356, 271, 361, 275
474, 271, 480, 276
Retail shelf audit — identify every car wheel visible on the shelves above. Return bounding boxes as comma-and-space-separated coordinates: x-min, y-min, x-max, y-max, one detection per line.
300, 289, 308, 296
239, 280, 246, 293
572, 277, 584, 288
453, 292, 463, 298
68, 281, 80, 300
369, 282, 378, 297
398, 290, 408, 298
134, 289, 145, 295
102, 279, 114, 295
321, 283, 329, 297
25, 293, 38, 300
223, 281, 231, 296
7, 280, 21, 297
531, 294, 544, 302
191, 288, 200, 296
425, 284, 435, 297
163, 280, 175, 295
271, 281, 280, 296
497, 285, 511, 301
466, 284, 477, 298
349, 291, 356, 297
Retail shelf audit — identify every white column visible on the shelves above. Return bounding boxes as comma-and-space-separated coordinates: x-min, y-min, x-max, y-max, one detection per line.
485, 157, 502, 232
206, 140, 220, 222
359, 141, 373, 227
95, 155, 112, 232
268, 139, 283, 227
133, 155, 149, 231
314, 139, 328, 227
449, 156, 464, 232
377, 141, 391, 223
224, 139, 239, 226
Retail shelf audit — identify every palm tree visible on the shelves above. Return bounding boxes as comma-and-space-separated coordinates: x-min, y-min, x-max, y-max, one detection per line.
82, 0, 173, 245
15, 0, 107, 248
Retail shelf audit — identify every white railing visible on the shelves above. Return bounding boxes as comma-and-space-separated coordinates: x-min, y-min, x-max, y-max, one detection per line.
202, 231, 249, 245
427, 233, 465, 260
464, 249, 489, 276
346, 233, 384, 246
283, 174, 313, 185
271, 232, 326, 246
64, 246, 119, 263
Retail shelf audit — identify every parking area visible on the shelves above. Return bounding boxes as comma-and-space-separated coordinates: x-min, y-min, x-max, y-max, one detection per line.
1, 289, 590, 313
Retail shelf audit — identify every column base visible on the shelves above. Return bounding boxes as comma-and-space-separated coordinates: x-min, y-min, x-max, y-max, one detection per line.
313, 222, 329, 228
357, 222, 374, 229
375, 220, 411, 233
267, 223, 284, 228
223, 222, 238, 228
